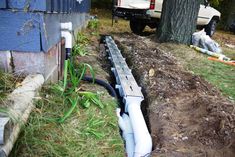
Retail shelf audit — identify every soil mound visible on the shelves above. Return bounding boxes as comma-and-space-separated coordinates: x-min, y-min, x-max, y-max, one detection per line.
115, 33, 235, 157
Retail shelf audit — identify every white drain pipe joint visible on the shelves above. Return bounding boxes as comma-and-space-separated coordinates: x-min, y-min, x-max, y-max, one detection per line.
116, 108, 135, 157
61, 22, 73, 31
61, 31, 72, 49
125, 97, 152, 157
61, 22, 73, 59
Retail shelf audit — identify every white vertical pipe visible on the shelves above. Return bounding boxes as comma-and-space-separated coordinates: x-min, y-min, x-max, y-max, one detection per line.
61, 22, 73, 49
61, 31, 72, 49
61, 22, 73, 59
61, 22, 73, 31
126, 97, 152, 157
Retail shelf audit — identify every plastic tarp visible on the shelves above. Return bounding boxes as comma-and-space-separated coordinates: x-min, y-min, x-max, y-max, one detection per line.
192, 29, 222, 54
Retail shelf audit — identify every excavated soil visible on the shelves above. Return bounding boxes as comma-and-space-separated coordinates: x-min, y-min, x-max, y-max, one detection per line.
113, 33, 235, 157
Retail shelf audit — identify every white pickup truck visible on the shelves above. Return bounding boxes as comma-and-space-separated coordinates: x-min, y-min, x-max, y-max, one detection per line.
113, 0, 221, 36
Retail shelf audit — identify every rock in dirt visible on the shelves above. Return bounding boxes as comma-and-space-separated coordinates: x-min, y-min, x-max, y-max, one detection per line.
149, 68, 155, 77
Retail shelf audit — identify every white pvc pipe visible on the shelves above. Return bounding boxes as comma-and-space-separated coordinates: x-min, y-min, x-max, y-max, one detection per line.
61, 22, 73, 49
125, 97, 152, 157
61, 22, 73, 31
61, 31, 72, 49
116, 108, 135, 157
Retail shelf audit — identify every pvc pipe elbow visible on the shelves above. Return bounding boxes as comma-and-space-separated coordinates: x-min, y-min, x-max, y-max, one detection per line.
116, 109, 133, 134
61, 22, 73, 31
116, 108, 135, 157
61, 31, 72, 49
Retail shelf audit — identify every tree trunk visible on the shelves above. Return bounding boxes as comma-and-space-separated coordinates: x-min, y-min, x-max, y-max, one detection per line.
225, 0, 235, 30
157, 0, 200, 44
216, 0, 235, 30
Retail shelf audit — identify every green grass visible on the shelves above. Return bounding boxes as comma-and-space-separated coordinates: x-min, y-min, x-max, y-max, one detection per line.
91, 9, 131, 34
189, 58, 235, 100
11, 86, 124, 157
160, 43, 235, 101
0, 71, 19, 105
11, 27, 124, 156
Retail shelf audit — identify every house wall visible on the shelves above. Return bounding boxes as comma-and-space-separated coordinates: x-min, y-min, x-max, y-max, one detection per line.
0, 0, 90, 82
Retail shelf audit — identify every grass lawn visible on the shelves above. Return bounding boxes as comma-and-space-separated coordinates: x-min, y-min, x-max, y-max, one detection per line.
11, 85, 124, 157
0, 71, 20, 104
159, 43, 235, 101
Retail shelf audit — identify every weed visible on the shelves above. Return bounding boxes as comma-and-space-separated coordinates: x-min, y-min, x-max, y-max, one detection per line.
63, 60, 69, 90
79, 91, 104, 109
72, 44, 88, 56
73, 32, 90, 57
53, 59, 98, 123
0, 71, 15, 99
82, 115, 105, 139
75, 32, 89, 45
58, 95, 80, 123
88, 19, 99, 30
11, 84, 124, 157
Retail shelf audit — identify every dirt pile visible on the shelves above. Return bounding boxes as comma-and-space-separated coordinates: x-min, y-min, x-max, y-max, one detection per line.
115, 33, 235, 157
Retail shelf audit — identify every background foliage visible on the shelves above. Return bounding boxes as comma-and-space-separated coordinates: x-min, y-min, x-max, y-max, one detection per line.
91, 0, 112, 9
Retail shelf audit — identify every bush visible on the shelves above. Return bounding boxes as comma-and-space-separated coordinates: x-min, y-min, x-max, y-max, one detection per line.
91, 0, 113, 9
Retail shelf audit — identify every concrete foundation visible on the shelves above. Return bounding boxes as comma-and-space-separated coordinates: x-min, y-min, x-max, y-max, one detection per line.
0, 51, 12, 73
0, 40, 65, 83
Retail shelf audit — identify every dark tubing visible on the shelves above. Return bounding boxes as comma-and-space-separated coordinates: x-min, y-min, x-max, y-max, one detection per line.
82, 76, 118, 98
66, 48, 71, 60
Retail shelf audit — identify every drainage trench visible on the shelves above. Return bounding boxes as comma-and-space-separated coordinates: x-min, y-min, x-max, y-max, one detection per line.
100, 36, 152, 157
113, 40, 152, 131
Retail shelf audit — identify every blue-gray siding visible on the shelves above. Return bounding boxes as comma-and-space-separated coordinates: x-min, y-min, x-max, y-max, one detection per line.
0, 0, 90, 13
0, 0, 90, 52
41, 13, 88, 52
0, 0, 6, 8
0, 11, 42, 52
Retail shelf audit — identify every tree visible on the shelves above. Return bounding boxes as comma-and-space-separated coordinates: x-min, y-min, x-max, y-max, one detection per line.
157, 0, 200, 44
214, 0, 235, 30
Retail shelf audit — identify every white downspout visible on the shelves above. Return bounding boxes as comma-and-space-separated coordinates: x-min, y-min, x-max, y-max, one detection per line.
61, 22, 73, 59
125, 97, 152, 157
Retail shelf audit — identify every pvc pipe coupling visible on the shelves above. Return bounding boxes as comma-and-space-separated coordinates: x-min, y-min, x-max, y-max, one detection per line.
61, 22, 73, 31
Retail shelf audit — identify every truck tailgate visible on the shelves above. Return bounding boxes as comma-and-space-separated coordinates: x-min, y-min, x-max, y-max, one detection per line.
118, 0, 150, 9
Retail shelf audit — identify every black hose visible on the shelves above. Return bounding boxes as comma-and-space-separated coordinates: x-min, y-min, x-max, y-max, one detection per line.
82, 76, 118, 98
66, 48, 71, 60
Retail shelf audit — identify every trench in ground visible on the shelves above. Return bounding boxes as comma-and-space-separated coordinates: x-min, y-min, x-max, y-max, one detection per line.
105, 34, 235, 157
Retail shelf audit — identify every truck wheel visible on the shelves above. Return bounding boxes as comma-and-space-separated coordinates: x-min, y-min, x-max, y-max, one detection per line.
130, 20, 146, 35
205, 19, 217, 37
